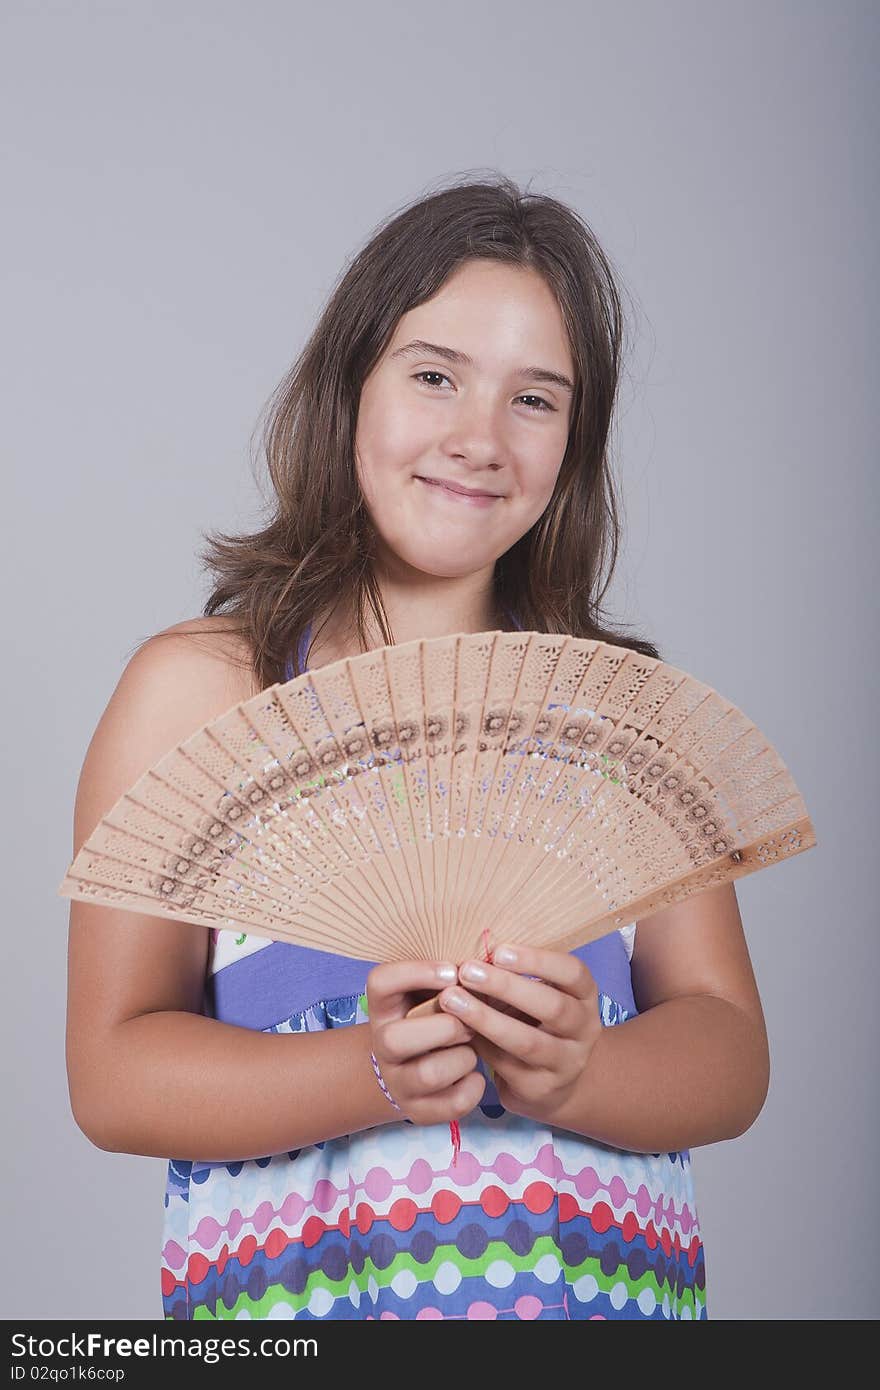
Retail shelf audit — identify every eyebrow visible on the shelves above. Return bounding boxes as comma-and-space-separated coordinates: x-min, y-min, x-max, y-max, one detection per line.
389, 338, 575, 394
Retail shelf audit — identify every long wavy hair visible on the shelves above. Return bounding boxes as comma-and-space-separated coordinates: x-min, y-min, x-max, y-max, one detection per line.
160, 171, 661, 689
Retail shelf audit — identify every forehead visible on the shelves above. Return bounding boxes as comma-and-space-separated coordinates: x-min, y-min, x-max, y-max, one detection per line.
386, 261, 573, 371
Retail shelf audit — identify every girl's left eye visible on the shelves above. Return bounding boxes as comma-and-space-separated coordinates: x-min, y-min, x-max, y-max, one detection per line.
413, 371, 553, 412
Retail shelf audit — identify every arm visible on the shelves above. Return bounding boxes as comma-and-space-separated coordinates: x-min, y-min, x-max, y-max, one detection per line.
66, 625, 476, 1162
69, 979, 400, 1162
561, 884, 771, 1151
438, 882, 770, 1154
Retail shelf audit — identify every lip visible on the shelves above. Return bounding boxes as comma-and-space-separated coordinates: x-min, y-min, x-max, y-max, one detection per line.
416, 476, 502, 505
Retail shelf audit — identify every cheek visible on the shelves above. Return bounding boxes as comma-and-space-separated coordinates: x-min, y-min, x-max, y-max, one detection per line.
521, 446, 565, 513
356, 422, 424, 515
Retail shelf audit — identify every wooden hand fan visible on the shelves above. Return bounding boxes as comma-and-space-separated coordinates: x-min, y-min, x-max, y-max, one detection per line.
59, 629, 816, 974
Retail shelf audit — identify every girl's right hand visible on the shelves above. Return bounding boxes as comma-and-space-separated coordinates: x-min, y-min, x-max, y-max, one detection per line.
366, 961, 486, 1126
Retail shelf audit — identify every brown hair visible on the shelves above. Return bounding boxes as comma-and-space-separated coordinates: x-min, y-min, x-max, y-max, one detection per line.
160, 170, 662, 689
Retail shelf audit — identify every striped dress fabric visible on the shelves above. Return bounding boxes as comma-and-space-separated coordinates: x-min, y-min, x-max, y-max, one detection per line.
160, 616, 707, 1320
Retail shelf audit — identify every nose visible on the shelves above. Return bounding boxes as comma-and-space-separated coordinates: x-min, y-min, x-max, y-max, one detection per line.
443, 392, 506, 468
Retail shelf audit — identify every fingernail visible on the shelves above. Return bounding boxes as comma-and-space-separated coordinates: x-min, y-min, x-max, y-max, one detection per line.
436, 963, 457, 982
495, 945, 518, 965
460, 961, 487, 983
444, 990, 469, 1011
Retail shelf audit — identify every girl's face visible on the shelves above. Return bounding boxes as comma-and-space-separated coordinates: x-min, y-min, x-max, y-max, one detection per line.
354, 259, 576, 583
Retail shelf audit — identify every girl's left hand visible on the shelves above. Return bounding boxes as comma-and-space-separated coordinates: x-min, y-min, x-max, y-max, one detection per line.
437, 944, 602, 1125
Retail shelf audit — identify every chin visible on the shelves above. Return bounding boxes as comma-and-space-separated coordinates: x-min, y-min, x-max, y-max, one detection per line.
402, 556, 488, 579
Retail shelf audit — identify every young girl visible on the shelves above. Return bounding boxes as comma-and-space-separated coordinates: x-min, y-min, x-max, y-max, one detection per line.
66, 174, 769, 1322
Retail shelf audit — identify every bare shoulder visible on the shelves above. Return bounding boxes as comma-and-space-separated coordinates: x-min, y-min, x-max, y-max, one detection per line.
73, 615, 261, 863
127, 614, 262, 706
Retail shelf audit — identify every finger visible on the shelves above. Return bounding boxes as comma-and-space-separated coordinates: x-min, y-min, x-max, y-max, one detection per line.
456, 960, 583, 1039
404, 991, 514, 1022
408, 1068, 487, 1121
469, 1034, 505, 1074
470, 1035, 535, 1098
488, 943, 597, 1001
398, 1042, 478, 1097
437, 986, 556, 1066
367, 961, 458, 1024
381, 1012, 474, 1064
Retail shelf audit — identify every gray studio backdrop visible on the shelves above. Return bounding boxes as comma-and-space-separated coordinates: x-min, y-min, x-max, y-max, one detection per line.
3, 0, 876, 1319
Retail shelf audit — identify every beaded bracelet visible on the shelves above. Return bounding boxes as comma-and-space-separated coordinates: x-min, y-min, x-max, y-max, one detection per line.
369, 1049, 401, 1111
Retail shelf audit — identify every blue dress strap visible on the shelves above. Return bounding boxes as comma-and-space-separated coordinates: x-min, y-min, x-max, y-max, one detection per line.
502, 604, 523, 631
283, 621, 313, 682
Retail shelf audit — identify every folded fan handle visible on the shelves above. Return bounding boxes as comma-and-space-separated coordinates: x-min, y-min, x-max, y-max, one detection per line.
405, 932, 495, 1021
406, 994, 443, 1020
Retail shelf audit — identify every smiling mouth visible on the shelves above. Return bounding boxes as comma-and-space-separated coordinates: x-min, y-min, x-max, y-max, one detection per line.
416, 476, 501, 503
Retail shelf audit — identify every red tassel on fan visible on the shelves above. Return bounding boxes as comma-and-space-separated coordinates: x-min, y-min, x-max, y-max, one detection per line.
450, 1120, 461, 1165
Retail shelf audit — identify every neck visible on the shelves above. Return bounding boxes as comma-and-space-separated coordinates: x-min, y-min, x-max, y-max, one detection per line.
310, 576, 514, 667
